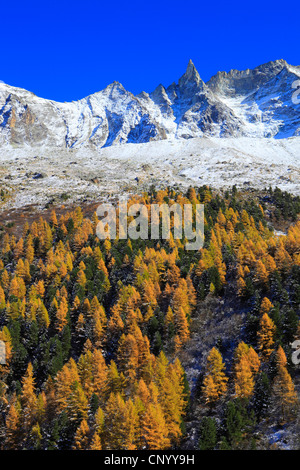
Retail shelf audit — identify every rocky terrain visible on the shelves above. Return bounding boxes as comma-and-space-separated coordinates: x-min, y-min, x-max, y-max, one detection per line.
0, 59, 299, 213
0, 59, 300, 149
0, 137, 299, 213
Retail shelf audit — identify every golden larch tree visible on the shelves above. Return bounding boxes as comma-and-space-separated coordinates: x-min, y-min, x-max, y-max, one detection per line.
257, 313, 276, 361
202, 347, 228, 404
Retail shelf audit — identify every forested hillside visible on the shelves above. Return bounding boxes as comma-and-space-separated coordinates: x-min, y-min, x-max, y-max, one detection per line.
0, 185, 299, 450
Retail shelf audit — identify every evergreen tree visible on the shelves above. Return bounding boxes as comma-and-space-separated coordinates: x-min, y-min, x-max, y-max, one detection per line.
198, 417, 217, 450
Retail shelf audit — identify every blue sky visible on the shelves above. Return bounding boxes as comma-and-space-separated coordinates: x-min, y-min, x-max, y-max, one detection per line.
1, 0, 299, 102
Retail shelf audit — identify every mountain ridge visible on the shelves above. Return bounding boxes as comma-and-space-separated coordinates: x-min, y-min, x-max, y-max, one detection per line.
0, 59, 299, 148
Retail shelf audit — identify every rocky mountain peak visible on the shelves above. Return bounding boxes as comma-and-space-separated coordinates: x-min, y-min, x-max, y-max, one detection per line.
176, 60, 208, 107
0, 59, 299, 148
150, 84, 171, 105
186, 59, 200, 78
207, 59, 291, 96
178, 59, 202, 89
103, 81, 126, 95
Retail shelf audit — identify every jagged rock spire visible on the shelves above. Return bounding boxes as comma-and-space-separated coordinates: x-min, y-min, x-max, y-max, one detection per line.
177, 59, 207, 104
178, 59, 202, 89
186, 59, 200, 79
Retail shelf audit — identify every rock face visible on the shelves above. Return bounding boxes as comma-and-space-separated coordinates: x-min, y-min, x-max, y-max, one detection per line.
0, 59, 299, 149
207, 59, 289, 96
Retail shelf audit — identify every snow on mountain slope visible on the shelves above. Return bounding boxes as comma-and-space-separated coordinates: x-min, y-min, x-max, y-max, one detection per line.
0, 81, 168, 148
0, 59, 299, 211
1, 59, 299, 149
207, 59, 289, 96
207, 61, 300, 138
242, 66, 300, 138
0, 137, 299, 210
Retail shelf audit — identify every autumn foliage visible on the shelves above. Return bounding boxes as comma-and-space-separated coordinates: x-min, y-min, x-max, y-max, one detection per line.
0, 185, 299, 450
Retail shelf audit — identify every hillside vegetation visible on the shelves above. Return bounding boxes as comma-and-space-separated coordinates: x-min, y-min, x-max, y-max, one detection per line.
0, 185, 299, 450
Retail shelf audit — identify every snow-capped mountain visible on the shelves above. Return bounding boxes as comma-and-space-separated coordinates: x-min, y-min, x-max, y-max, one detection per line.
0, 59, 299, 149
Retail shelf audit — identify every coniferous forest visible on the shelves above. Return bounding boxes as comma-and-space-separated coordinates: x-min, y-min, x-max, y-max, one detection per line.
0, 185, 299, 450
